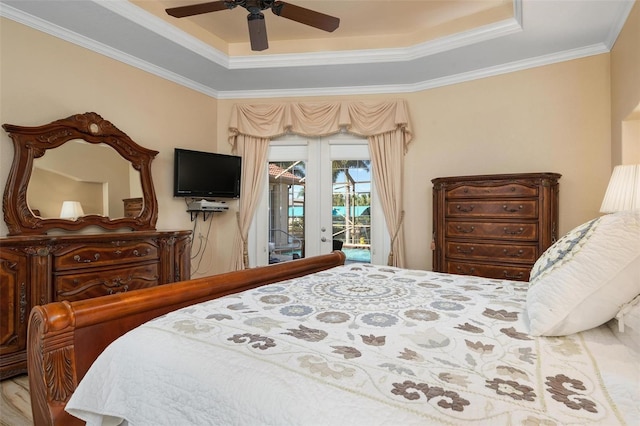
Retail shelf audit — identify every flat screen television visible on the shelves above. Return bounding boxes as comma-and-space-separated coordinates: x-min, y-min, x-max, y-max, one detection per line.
173, 148, 241, 199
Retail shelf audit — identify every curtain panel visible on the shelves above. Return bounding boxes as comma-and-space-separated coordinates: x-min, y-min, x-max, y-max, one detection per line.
228, 99, 413, 269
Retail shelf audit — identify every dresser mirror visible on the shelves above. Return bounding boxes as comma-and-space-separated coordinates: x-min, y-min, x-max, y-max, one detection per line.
29, 139, 143, 219
2, 112, 159, 235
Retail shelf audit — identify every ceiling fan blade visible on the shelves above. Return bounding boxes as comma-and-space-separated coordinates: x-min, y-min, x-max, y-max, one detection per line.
247, 13, 268, 51
166, 1, 228, 18
271, 1, 339, 32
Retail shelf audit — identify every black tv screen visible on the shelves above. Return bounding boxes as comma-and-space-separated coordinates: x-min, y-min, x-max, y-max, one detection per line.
173, 148, 241, 198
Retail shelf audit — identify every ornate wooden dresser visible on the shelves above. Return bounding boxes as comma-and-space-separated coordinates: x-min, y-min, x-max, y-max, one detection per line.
0, 230, 191, 379
0, 112, 194, 379
432, 173, 560, 281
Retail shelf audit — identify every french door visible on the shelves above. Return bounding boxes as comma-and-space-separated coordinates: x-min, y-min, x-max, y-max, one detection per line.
250, 133, 389, 267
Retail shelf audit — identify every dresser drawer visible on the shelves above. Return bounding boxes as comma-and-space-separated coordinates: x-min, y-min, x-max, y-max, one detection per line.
445, 241, 538, 263
54, 241, 159, 271
446, 221, 538, 241
55, 263, 159, 302
445, 261, 531, 281
446, 200, 538, 218
446, 182, 538, 199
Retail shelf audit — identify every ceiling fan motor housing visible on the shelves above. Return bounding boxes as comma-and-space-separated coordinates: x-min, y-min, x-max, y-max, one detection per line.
166, 0, 340, 51
223, 0, 278, 12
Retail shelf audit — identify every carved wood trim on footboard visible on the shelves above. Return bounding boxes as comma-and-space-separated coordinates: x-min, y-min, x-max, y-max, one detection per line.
27, 252, 346, 426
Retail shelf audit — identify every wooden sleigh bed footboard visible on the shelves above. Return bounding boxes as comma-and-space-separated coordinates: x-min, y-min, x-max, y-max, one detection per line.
27, 251, 346, 426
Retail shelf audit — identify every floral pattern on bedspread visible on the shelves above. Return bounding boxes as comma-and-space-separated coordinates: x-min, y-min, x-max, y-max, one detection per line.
138, 264, 624, 425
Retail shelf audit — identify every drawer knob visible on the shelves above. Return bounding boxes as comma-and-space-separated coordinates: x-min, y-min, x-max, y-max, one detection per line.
503, 271, 524, 280
456, 204, 474, 212
456, 246, 475, 254
455, 266, 475, 274
133, 248, 151, 257
503, 249, 524, 257
503, 227, 524, 235
108, 285, 129, 295
503, 204, 523, 213
456, 225, 475, 233
73, 253, 100, 263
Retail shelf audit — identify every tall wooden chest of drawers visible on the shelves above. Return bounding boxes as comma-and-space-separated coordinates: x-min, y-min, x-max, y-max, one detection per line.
432, 173, 560, 281
0, 230, 191, 379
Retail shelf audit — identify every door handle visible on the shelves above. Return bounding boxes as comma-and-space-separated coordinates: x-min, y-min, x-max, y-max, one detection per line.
321, 237, 327, 242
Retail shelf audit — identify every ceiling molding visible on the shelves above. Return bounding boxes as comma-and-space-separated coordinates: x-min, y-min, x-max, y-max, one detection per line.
216, 42, 610, 100
0, 2, 222, 99
95, 0, 232, 68
1, 0, 632, 101
95, 0, 524, 70
229, 17, 522, 69
603, 0, 636, 49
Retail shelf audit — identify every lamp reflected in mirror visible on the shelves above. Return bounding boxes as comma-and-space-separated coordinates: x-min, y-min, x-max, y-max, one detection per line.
60, 201, 85, 220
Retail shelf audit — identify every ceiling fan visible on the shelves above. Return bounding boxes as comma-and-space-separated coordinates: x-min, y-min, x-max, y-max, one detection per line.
166, 1, 340, 52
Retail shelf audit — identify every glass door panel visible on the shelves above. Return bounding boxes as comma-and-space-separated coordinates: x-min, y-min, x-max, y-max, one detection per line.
331, 160, 371, 264
252, 135, 387, 267
268, 161, 306, 264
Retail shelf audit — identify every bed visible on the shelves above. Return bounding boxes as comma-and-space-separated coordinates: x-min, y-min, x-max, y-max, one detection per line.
27, 212, 640, 426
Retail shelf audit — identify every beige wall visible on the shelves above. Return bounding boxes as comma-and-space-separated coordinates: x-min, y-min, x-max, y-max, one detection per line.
0, 18, 220, 276
610, 1, 640, 166
216, 54, 612, 271
1, 12, 628, 274
29, 168, 103, 218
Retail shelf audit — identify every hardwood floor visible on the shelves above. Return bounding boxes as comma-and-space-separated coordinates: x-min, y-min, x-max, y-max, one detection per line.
0, 375, 32, 426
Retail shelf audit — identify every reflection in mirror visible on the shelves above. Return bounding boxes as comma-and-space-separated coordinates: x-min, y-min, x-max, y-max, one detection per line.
3, 112, 158, 235
27, 140, 143, 219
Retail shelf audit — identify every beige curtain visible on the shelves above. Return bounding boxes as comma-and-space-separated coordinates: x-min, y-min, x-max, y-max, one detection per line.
228, 134, 270, 270
228, 99, 412, 269
368, 128, 408, 267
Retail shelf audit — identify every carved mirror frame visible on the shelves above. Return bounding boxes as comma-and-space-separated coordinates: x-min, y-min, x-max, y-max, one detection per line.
2, 112, 158, 235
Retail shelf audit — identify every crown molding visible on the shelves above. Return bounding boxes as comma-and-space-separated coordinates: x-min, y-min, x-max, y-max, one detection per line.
603, 0, 635, 49
95, 0, 232, 68
228, 14, 523, 69
216, 43, 610, 99
95, 0, 523, 69
0, 2, 221, 99
3, 0, 523, 71
0, 0, 620, 101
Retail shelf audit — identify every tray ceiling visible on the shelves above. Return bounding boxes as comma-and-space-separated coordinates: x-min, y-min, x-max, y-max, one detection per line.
0, 0, 634, 99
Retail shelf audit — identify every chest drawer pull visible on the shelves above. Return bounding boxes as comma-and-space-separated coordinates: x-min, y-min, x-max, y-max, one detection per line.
455, 246, 475, 254
503, 249, 524, 258
455, 265, 475, 275
502, 204, 524, 213
456, 204, 474, 212
455, 225, 475, 233
133, 248, 151, 257
108, 285, 129, 295
73, 253, 100, 263
503, 271, 524, 280
503, 227, 525, 235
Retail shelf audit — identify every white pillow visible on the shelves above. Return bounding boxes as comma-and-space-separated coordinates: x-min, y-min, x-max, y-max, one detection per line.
607, 295, 640, 354
526, 210, 640, 336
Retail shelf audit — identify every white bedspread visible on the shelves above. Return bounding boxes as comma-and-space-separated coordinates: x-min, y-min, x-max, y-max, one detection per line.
66, 264, 639, 425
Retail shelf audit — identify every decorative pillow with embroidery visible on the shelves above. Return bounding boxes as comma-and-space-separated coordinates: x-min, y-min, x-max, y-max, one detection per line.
526, 210, 640, 336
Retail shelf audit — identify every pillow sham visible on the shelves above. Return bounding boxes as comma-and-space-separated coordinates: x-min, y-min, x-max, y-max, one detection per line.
526, 210, 640, 336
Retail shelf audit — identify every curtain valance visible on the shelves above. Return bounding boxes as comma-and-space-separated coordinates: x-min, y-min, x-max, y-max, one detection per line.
228, 99, 413, 151
227, 99, 412, 270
